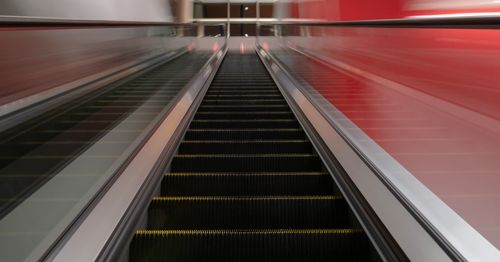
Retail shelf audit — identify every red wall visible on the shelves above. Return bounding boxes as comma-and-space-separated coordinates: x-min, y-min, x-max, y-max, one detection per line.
289, 0, 404, 21
286, 0, 500, 21
268, 0, 500, 248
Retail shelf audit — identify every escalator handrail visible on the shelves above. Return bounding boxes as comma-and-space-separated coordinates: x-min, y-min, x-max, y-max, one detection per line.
46, 47, 228, 262
0, 15, 193, 27
256, 45, 500, 261
0, 15, 229, 28
257, 15, 500, 29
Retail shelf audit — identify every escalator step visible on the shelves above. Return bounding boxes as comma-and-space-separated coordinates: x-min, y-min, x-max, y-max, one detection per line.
184, 129, 306, 140
177, 140, 312, 154
130, 229, 369, 262
204, 94, 282, 98
189, 119, 299, 129
201, 99, 287, 105
209, 83, 276, 87
161, 172, 334, 196
206, 90, 280, 95
197, 105, 289, 112
170, 154, 323, 172
147, 196, 349, 229
194, 111, 293, 120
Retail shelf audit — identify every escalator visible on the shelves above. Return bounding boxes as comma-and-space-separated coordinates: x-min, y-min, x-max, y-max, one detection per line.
130, 52, 376, 261
0, 51, 211, 219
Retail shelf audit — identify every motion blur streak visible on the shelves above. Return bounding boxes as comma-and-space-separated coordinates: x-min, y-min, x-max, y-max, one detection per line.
266, 0, 500, 249
0, 26, 194, 107
260, 24, 500, 248
281, 0, 500, 21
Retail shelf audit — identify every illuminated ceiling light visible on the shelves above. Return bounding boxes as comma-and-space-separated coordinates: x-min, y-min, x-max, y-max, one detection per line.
244, 6, 249, 11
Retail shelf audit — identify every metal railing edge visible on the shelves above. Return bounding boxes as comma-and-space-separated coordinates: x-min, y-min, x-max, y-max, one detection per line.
254, 43, 500, 261
0, 47, 190, 133
42, 46, 227, 262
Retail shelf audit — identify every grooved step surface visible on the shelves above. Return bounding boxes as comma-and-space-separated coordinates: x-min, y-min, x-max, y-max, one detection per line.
202, 99, 287, 105
130, 52, 371, 261
195, 111, 294, 120
177, 140, 312, 154
184, 129, 306, 140
189, 119, 299, 129
162, 172, 334, 196
171, 154, 322, 172
130, 230, 369, 262
148, 196, 348, 229
198, 104, 289, 111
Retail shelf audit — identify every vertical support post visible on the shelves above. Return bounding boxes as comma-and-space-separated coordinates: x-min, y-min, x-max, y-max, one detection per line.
256, 0, 260, 37
227, 0, 231, 37
177, 0, 193, 23
176, 0, 193, 37
197, 24, 205, 37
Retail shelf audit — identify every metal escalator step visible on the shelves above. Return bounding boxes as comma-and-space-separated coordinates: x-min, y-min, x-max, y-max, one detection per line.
209, 83, 276, 87
161, 172, 334, 196
177, 140, 312, 154
204, 94, 282, 98
194, 111, 293, 120
189, 119, 300, 129
209, 85, 279, 92
184, 128, 306, 140
197, 105, 289, 112
147, 196, 348, 229
205, 91, 280, 96
205, 86, 278, 90
130, 229, 369, 262
212, 78, 274, 80
201, 99, 286, 105
170, 154, 322, 172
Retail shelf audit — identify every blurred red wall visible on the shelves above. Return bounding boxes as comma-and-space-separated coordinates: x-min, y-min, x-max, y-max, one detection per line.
285, 0, 500, 21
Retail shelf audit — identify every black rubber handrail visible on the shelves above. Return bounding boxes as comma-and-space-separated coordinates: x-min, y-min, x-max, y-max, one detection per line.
258, 16, 500, 29
0, 15, 190, 27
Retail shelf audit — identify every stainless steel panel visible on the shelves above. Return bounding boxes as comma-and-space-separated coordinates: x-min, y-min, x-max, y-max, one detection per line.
0, 26, 194, 108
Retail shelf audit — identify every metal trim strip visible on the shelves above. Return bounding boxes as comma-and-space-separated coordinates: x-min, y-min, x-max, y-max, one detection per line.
45, 48, 227, 262
256, 45, 461, 261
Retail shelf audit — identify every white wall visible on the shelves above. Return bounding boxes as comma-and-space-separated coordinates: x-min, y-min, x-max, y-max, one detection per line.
0, 0, 174, 22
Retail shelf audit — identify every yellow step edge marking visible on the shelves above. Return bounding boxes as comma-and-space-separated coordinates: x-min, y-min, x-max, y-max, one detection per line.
135, 229, 362, 235
174, 154, 318, 158
199, 105, 287, 107
202, 99, 283, 102
197, 111, 291, 114
192, 119, 295, 122
207, 90, 278, 92
151, 196, 341, 201
204, 95, 281, 97
165, 172, 328, 176
181, 140, 308, 143
188, 128, 301, 132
